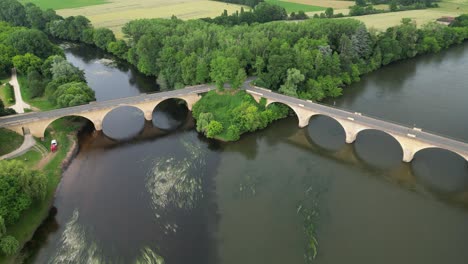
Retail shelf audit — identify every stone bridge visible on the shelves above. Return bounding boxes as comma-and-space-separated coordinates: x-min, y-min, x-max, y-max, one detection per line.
245, 86, 468, 163
0, 85, 213, 139
0, 83, 467, 163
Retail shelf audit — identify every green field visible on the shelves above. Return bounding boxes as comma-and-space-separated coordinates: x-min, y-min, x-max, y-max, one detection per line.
20, 0, 108, 10
0, 128, 23, 156
266, 0, 326, 12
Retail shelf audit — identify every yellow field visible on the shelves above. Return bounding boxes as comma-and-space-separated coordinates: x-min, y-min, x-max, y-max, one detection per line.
340, 0, 468, 30
287, 0, 352, 9
57, 0, 246, 37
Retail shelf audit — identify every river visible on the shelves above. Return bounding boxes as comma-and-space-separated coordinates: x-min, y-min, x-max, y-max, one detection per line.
21, 43, 468, 264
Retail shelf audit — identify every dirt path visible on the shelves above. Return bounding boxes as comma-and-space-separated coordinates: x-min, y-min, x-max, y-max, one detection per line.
8, 69, 31, 114
34, 152, 55, 170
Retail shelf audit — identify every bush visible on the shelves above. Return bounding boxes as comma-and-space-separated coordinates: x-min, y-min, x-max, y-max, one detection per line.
0, 236, 19, 256
4, 83, 15, 103
206, 120, 224, 138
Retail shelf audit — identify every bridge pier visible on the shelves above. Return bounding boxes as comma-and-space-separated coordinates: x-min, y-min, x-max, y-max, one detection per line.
402, 149, 415, 163
144, 111, 153, 121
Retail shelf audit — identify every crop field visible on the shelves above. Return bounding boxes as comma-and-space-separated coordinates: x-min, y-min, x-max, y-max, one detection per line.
20, 0, 108, 10
286, 0, 353, 9
347, 0, 468, 30
265, 0, 326, 12
56, 0, 245, 37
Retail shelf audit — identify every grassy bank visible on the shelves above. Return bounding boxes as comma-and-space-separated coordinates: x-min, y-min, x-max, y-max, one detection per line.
0, 129, 23, 156
0, 119, 80, 263
17, 76, 55, 111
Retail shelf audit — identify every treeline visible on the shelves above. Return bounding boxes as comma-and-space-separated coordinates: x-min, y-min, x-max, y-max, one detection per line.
214, 0, 264, 8
349, 0, 438, 16
202, 3, 307, 26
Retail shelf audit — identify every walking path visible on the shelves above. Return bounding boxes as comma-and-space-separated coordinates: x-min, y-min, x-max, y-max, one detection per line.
8, 69, 30, 114
0, 134, 36, 160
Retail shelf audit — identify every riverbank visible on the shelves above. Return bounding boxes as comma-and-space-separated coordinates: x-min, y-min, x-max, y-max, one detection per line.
0, 120, 82, 263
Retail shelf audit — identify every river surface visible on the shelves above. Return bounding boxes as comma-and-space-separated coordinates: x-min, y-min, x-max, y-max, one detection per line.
22, 43, 468, 264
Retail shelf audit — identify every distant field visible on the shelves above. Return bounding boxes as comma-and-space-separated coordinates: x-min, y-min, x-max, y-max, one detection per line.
287, 0, 352, 9
20, 0, 108, 10
348, 0, 467, 30
265, 0, 325, 12
57, 0, 245, 37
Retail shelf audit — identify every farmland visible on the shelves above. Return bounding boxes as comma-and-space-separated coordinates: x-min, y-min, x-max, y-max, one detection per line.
265, 0, 325, 12
20, 0, 108, 10
56, 0, 245, 37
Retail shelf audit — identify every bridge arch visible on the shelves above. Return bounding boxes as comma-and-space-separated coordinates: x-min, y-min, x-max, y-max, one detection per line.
151, 98, 190, 130
39, 115, 97, 139
353, 128, 405, 167
102, 105, 146, 140
412, 147, 468, 192
265, 101, 300, 125
306, 114, 346, 151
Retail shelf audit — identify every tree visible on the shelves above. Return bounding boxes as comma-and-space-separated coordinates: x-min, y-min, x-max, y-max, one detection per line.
206, 120, 224, 138
232, 68, 247, 89
50, 57, 85, 81
0, 236, 19, 255
210, 56, 240, 90
93, 28, 116, 51
12, 53, 42, 74
0, 161, 47, 225
279, 68, 304, 97
254, 2, 288, 23
0, 99, 15, 116
5, 29, 60, 59
389, 0, 398, 11
0, 44, 16, 76
196, 112, 214, 133
355, 0, 367, 6
27, 70, 45, 98
325, 8, 334, 18
107, 40, 129, 58
24, 3, 46, 30
52, 82, 95, 107
0, 0, 27, 26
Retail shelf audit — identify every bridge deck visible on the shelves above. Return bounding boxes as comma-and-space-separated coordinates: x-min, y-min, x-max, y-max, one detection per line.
0, 85, 214, 127
0, 84, 466, 158
246, 86, 468, 156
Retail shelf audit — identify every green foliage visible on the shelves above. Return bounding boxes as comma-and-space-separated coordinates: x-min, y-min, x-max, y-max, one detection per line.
27, 70, 46, 98
0, 236, 19, 256
93, 28, 116, 51
3, 29, 59, 59
4, 83, 15, 104
279, 68, 304, 97
193, 91, 289, 141
206, 120, 224, 138
210, 56, 241, 90
0, 99, 15, 117
0, 160, 47, 225
0, 0, 27, 27
0, 128, 22, 156
107, 40, 129, 58
12, 53, 42, 75
52, 82, 95, 108
325, 8, 334, 18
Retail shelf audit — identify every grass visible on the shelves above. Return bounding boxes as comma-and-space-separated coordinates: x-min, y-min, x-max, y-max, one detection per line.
0, 119, 80, 263
286, 0, 352, 9
17, 75, 55, 111
56, 0, 247, 38
0, 128, 24, 156
266, 0, 326, 12
0, 84, 15, 107
20, 0, 108, 10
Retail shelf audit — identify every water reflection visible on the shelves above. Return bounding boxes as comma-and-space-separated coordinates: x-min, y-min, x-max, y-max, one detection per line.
353, 129, 403, 169
102, 106, 145, 140
152, 99, 189, 131
412, 148, 468, 193
307, 115, 346, 151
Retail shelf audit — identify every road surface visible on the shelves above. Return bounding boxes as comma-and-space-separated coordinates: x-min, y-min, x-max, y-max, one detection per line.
8, 69, 31, 114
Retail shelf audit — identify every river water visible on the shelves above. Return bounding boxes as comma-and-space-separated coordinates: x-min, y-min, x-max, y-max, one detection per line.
23, 43, 468, 264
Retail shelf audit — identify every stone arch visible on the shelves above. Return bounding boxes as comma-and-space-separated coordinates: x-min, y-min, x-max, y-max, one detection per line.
413, 147, 468, 163
353, 128, 405, 162
101, 105, 146, 139
306, 114, 347, 150
150, 97, 191, 130
265, 101, 304, 127
38, 114, 97, 138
